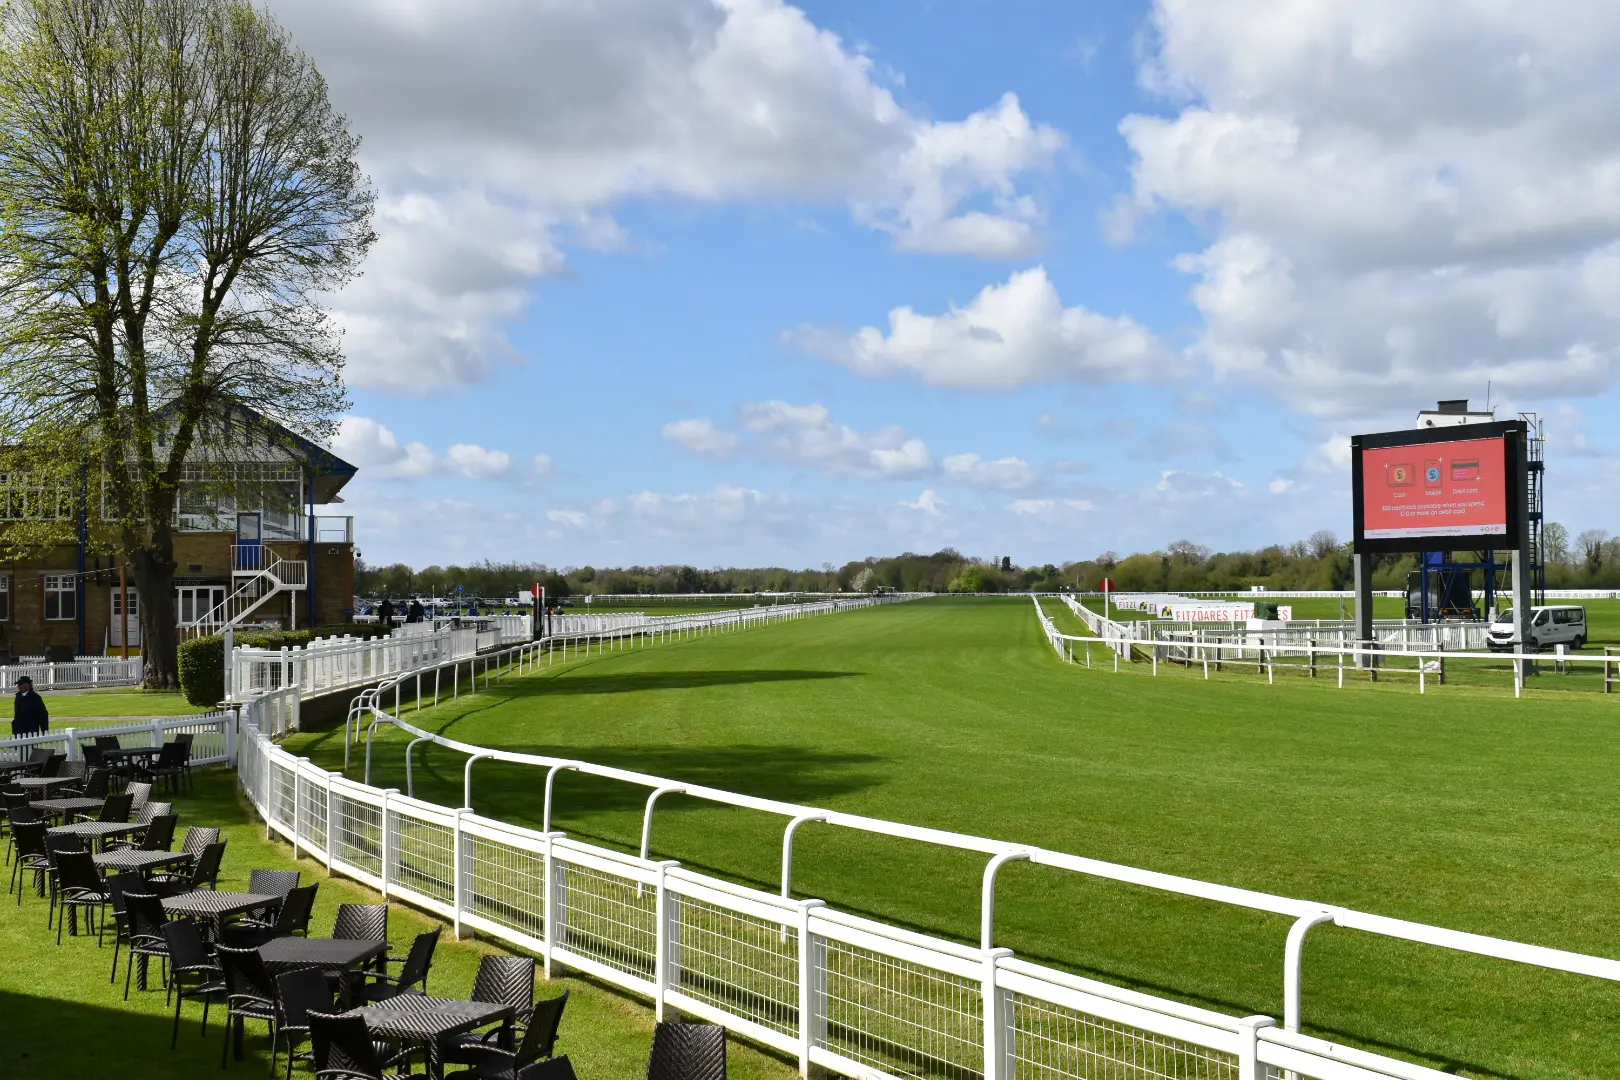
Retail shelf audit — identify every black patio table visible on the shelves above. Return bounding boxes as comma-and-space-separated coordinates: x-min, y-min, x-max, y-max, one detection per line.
92, 848, 192, 877
29, 796, 105, 820
162, 890, 281, 939
260, 937, 388, 1007
12, 776, 80, 794
344, 995, 515, 1079
99, 746, 162, 764
48, 820, 145, 852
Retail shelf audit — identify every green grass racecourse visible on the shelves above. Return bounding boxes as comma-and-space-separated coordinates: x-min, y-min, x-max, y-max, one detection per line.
287, 598, 1620, 1080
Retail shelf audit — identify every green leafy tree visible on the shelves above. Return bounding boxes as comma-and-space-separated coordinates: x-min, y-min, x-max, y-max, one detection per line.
0, 0, 374, 685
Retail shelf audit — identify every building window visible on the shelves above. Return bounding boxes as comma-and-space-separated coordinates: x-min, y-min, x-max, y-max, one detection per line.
43, 574, 76, 621
0, 574, 8, 622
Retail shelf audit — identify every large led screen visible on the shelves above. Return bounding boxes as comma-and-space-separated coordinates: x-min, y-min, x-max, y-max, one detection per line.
1356, 433, 1510, 544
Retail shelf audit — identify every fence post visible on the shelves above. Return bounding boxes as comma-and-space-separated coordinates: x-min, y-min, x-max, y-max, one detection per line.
543, 832, 560, 979
379, 788, 396, 899
797, 899, 827, 1079
981, 948, 1015, 1080
654, 859, 682, 1021
292, 767, 303, 860
323, 772, 334, 870
1308, 640, 1316, 679
452, 807, 469, 940
1237, 1015, 1276, 1080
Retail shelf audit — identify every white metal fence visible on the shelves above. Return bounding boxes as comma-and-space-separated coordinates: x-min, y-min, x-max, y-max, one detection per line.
231, 627, 480, 702
236, 685, 1470, 1080
549, 595, 924, 643
0, 655, 143, 690
0, 709, 235, 769
1038, 596, 1620, 699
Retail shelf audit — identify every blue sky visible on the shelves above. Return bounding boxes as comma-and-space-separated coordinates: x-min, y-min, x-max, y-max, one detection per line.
268, 0, 1620, 569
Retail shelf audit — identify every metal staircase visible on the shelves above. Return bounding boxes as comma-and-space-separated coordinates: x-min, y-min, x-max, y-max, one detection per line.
180, 546, 308, 639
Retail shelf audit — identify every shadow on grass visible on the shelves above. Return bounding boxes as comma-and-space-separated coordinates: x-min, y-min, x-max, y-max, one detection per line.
504, 668, 863, 697
410, 742, 888, 820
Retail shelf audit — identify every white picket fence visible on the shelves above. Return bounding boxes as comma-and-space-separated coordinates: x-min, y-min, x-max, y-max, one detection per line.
549, 594, 923, 642
0, 655, 143, 690
0, 709, 235, 769
237, 681, 1471, 1080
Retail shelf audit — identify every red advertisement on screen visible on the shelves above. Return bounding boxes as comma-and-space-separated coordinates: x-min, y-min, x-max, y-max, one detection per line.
1360, 436, 1508, 539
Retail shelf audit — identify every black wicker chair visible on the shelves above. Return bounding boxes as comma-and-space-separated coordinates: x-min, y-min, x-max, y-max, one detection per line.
518, 1055, 578, 1080
274, 967, 336, 1080
216, 945, 282, 1068
453, 990, 570, 1079
53, 848, 111, 945
225, 882, 318, 947
140, 741, 188, 796
122, 890, 171, 1000
5, 803, 42, 866
125, 780, 153, 817
77, 791, 133, 825
43, 832, 86, 925
9, 819, 50, 901
38, 753, 66, 778
645, 1022, 727, 1080
76, 766, 112, 799
162, 917, 225, 1048
356, 926, 439, 1003
440, 957, 544, 1066
249, 868, 302, 898
106, 870, 145, 983
152, 840, 226, 896
135, 813, 180, 853
177, 825, 221, 864
307, 1011, 426, 1080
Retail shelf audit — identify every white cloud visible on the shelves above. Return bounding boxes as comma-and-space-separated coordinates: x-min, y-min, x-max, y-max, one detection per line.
532, 453, 556, 476
669, 401, 935, 479
899, 489, 946, 516
1114, 0, 1620, 416
941, 452, 1037, 490
795, 267, 1174, 391
1268, 478, 1294, 495
266, 0, 1063, 393
546, 509, 588, 527
331, 416, 522, 481
661, 419, 739, 456
1011, 498, 1055, 517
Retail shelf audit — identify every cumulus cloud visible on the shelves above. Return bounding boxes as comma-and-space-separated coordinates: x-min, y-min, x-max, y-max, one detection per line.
793, 267, 1174, 391
899, 489, 946, 516
663, 401, 1044, 487
1010, 497, 1095, 517
1113, 0, 1620, 416
265, 0, 1063, 393
661, 419, 739, 456
941, 453, 1037, 490
331, 416, 524, 481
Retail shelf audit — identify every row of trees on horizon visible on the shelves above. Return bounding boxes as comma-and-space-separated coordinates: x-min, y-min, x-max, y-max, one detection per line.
356, 523, 1620, 599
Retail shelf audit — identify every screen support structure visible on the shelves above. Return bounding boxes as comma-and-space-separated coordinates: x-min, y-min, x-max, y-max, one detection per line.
1353, 552, 1374, 668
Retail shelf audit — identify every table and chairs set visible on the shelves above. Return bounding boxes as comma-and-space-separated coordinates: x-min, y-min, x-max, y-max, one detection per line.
0, 736, 728, 1080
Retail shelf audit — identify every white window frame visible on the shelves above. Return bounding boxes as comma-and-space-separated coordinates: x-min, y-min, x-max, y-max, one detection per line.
42, 573, 76, 621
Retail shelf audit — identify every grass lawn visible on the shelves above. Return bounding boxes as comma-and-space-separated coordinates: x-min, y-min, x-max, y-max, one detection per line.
286, 597, 1620, 1080
37, 691, 208, 720
0, 768, 796, 1080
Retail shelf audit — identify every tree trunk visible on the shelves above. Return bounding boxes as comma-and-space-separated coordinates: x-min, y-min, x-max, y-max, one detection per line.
131, 546, 180, 690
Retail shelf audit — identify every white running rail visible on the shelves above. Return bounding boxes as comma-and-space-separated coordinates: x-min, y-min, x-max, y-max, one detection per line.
236, 683, 1466, 1080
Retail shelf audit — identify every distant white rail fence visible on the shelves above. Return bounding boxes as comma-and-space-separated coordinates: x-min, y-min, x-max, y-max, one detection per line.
230, 627, 1620, 1080
0, 655, 142, 690
1037, 597, 1619, 700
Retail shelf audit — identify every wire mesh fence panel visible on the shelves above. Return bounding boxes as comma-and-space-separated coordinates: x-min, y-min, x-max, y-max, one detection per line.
671, 892, 799, 1037
296, 772, 328, 855
822, 936, 985, 1080
1008, 992, 1238, 1080
387, 809, 455, 906
462, 830, 546, 942
332, 792, 383, 878
271, 760, 298, 834
554, 859, 657, 981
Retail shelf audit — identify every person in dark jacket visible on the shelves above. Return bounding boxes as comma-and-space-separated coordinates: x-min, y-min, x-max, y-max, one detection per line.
378, 598, 395, 628
407, 599, 426, 624
12, 676, 48, 737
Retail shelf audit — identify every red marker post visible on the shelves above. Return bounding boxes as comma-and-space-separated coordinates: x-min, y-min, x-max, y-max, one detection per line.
1101, 577, 1113, 619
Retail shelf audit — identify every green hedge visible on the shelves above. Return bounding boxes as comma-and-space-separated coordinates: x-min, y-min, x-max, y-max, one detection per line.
178, 623, 394, 706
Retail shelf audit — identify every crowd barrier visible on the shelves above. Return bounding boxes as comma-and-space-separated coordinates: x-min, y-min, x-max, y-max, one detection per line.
238, 680, 1470, 1080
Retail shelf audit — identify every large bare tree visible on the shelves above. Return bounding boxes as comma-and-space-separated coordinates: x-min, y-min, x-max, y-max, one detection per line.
0, 0, 374, 686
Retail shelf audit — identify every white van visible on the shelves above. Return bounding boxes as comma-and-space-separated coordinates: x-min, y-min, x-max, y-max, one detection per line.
1486, 606, 1588, 651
